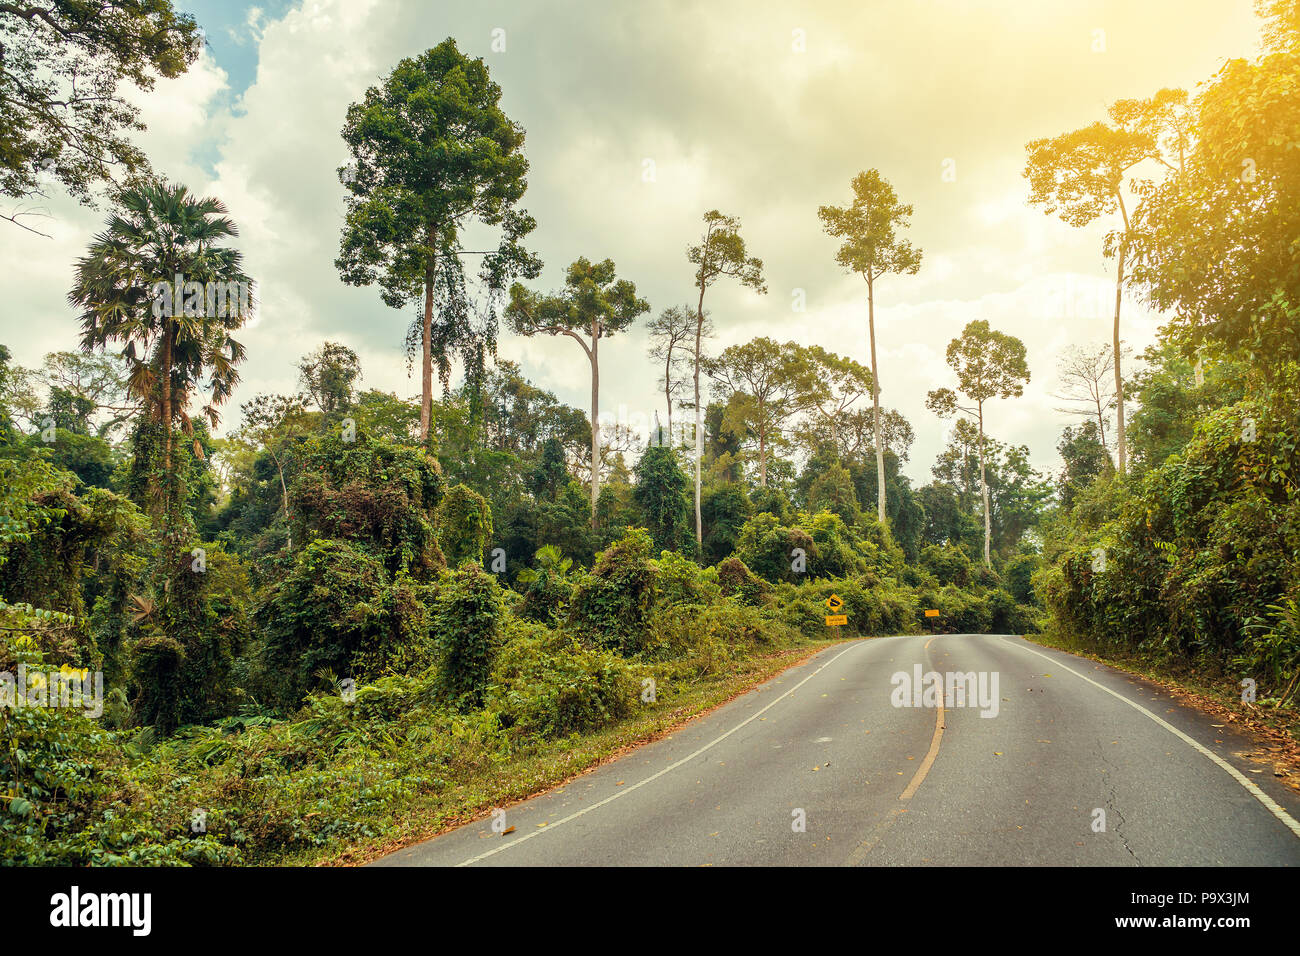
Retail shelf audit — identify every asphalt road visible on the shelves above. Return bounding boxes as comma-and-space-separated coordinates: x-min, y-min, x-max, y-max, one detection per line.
373, 634, 1300, 866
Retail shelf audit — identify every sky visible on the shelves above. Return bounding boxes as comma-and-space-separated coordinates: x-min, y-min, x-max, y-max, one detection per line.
0, 0, 1268, 485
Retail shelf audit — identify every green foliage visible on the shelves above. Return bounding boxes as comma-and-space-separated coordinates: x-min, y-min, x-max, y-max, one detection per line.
1002, 552, 1040, 605
632, 444, 695, 554
921, 543, 973, 587
807, 462, 861, 525
255, 539, 391, 709
1042, 384, 1300, 694
568, 528, 658, 653
700, 483, 751, 564
487, 625, 638, 737
437, 483, 494, 567
291, 433, 447, 578
716, 556, 770, 606
0, 1, 200, 211
432, 563, 504, 709
734, 512, 814, 584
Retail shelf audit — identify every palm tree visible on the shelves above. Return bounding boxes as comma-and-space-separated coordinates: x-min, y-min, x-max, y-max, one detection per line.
69, 181, 252, 519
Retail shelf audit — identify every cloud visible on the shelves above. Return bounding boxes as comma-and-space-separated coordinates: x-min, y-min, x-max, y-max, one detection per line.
0, 0, 1261, 481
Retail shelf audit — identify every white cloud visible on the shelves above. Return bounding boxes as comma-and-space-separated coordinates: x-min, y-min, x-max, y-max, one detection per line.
0, 0, 1258, 484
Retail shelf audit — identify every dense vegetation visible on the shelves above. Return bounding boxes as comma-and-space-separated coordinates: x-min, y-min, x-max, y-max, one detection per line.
1, 1, 1297, 866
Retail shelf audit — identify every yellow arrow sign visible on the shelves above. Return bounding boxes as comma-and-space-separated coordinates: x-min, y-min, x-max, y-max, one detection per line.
826, 594, 843, 612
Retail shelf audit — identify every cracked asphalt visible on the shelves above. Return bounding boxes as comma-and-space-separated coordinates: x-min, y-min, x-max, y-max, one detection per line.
373, 634, 1300, 866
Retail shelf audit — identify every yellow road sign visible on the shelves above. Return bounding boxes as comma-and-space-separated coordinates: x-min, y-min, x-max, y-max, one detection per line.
825, 594, 844, 612
924, 609, 940, 618
824, 614, 848, 626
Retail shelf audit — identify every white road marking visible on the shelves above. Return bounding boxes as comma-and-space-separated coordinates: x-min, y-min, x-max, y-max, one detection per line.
454, 640, 871, 866
1003, 637, 1300, 840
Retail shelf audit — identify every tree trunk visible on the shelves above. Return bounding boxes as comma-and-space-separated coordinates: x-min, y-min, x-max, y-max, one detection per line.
664, 350, 673, 443
867, 278, 886, 525
978, 402, 991, 567
590, 319, 600, 529
693, 287, 706, 545
1112, 247, 1127, 475
160, 320, 173, 519
419, 230, 436, 446
271, 448, 292, 551
758, 397, 767, 486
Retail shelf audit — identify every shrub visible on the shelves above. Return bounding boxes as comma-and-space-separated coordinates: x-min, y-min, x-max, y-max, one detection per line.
717, 556, 770, 606
487, 626, 639, 738
1002, 553, 1040, 604
437, 484, 494, 567
255, 539, 389, 709
431, 563, 504, 709
735, 513, 815, 584
701, 484, 751, 564
290, 434, 446, 579
568, 529, 658, 653
655, 549, 721, 607
921, 543, 973, 587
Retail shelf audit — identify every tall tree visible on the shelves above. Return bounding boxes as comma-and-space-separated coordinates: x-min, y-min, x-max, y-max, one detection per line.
0, 0, 200, 234
1051, 343, 1120, 454
926, 320, 1030, 566
336, 38, 539, 445
506, 257, 649, 527
1130, 30, 1300, 376
69, 180, 252, 521
799, 345, 874, 451
818, 170, 922, 525
237, 392, 311, 550
703, 338, 818, 487
686, 210, 766, 543
1024, 88, 1190, 473
298, 341, 361, 414
645, 304, 700, 441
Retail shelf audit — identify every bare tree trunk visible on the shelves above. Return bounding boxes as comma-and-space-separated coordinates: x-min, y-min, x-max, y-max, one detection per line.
693, 287, 706, 545
420, 234, 436, 446
867, 278, 886, 525
270, 447, 292, 551
159, 320, 173, 520
663, 350, 673, 441
590, 319, 600, 529
979, 402, 991, 567
1113, 248, 1127, 475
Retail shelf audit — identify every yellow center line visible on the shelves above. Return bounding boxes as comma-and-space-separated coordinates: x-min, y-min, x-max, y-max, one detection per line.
844, 635, 948, 865
900, 694, 945, 801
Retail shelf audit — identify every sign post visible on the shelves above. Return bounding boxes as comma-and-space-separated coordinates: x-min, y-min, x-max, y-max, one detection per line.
924, 608, 939, 634
825, 594, 848, 629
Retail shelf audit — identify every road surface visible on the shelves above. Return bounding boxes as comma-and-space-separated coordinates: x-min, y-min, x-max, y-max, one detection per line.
373, 634, 1300, 866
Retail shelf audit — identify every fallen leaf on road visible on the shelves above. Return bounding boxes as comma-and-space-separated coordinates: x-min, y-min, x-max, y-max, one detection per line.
501, 826, 515, 836
994, 752, 1003, 756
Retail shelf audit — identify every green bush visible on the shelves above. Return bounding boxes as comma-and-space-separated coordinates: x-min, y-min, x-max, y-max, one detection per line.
655, 549, 721, 607
432, 563, 504, 709
255, 538, 390, 709
716, 555, 770, 606
568, 528, 658, 653
734, 513, 815, 584
487, 625, 640, 738
920, 543, 973, 587
437, 483, 494, 567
